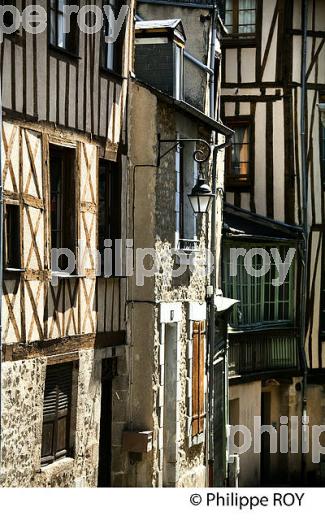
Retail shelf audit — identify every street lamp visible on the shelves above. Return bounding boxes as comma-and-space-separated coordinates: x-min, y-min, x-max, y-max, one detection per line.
319, 103, 325, 127
157, 136, 213, 214
188, 172, 213, 214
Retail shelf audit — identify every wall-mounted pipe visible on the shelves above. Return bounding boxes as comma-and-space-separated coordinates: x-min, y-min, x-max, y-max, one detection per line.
299, 0, 308, 485
0, 62, 3, 474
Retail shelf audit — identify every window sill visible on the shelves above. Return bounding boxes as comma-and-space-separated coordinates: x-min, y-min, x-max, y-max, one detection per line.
96, 274, 127, 279
51, 272, 85, 279
49, 44, 80, 62
177, 238, 200, 254
40, 457, 74, 474
4, 32, 23, 45
190, 432, 205, 447
99, 66, 126, 82
225, 180, 251, 191
228, 323, 296, 334
222, 36, 257, 48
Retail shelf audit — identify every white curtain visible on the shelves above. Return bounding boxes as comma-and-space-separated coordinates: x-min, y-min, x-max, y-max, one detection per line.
239, 0, 256, 34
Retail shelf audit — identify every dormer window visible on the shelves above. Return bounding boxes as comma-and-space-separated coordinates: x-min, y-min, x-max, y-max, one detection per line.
135, 19, 185, 101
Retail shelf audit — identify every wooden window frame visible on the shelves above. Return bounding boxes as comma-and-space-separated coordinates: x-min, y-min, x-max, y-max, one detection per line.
49, 144, 77, 271
223, 242, 296, 330
173, 43, 184, 101
321, 123, 325, 187
225, 117, 253, 189
100, 0, 124, 77
223, 0, 257, 40
3, 201, 21, 269
98, 159, 121, 276
320, 239, 325, 339
191, 320, 205, 439
48, 0, 79, 58
320, 92, 325, 188
41, 362, 76, 466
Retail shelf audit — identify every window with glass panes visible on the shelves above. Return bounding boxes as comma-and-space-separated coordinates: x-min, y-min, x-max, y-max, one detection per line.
49, 0, 78, 53
49, 145, 76, 270
321, 124, 325, 185
320, 243, 325, 338
101, 1, 123, 73
223, 244, 295, 328
224, 0, 256, 35
320, 92, 325, 186
225, 120, 251, 185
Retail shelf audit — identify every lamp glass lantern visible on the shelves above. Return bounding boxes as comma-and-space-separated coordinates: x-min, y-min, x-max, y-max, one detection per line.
188, 173, 214, 214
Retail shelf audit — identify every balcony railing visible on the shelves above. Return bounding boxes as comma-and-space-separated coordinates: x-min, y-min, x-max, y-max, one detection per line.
228, 330, 300, 376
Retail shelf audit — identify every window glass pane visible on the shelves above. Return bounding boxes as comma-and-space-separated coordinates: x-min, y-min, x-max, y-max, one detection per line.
106, 42, 114, 70
225, 11, 233, 31
5, 205, 20, 268
50, 156, 62, 250
230, 126, 250, 177
321, 124, 325, 184
57, 13, 65, 48
223, 245, 295, 327
50, 8, 56, 45
238, 0, 256, 33
239, 24, 256, 34
239, 0, 256, 9
174, 45, 183, 100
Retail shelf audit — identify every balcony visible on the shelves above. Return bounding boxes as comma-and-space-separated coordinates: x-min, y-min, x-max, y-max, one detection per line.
228, 330, 300, 377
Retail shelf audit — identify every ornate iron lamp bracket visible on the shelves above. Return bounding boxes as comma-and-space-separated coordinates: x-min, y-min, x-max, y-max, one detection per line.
157, 135, 212, 167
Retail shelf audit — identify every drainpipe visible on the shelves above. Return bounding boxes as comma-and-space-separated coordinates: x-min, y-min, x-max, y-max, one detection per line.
206, 2, 217, 482
208, 135, 232, 486
209, 3, 217, 120
0, 59, 3, 474
300, 0, 308, 485
208, 2, 218, 119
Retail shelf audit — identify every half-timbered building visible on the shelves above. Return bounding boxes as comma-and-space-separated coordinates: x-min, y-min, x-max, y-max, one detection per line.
220, 0, 325, 485
1, 0, 135, 487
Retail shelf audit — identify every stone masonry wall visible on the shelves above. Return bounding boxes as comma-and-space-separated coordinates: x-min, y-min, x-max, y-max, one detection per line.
1, 347, 129, 487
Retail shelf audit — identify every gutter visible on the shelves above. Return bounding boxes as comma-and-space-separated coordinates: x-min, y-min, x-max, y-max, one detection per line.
131, 77, 233, 136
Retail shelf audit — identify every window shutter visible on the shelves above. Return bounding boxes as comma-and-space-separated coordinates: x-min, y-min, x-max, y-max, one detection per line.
42, 363, 72, 464
192, 321, 205, 437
